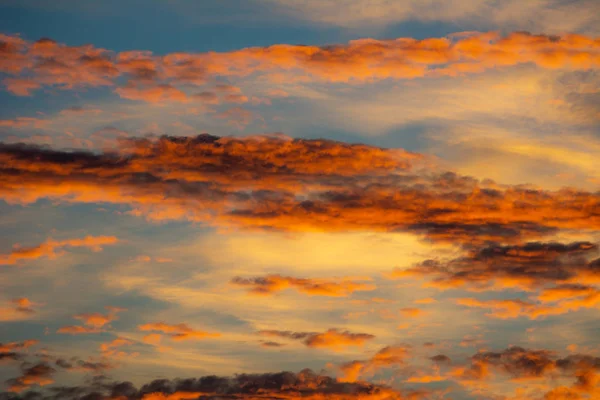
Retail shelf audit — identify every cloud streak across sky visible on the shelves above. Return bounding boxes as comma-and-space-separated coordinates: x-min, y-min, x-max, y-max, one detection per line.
2, 31, 600, 100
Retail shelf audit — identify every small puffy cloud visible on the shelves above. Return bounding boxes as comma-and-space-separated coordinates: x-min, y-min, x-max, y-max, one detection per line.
0, 298, 40, 321
10, 298, 36, 314
57, 306, 126, 334
71, 306, 126, 329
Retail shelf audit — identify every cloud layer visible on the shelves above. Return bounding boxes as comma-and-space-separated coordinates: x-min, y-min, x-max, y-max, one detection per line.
1, 134, 599, 248
2, 32, 599, 100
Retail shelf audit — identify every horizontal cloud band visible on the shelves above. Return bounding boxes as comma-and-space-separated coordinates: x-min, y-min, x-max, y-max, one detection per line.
1, 31, 599, 100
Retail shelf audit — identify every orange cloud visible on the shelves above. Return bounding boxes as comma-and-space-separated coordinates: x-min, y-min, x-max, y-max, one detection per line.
231, 274, 375, 297
138, 322, 220, 341
36, 369, 409, 399
3, 345, 599, 399
1, 298, 39, 318
456, 284, 600, 319
442, 346, 600, 399
100, 337, 137, 358
0, 116, 48, 129
414, 297, 437, 304
142, 333, 163, 345
72, 306, 125, 329
6, 363, 55, 393
115, 84, 188, 103
2, 135, 600, 250
141, 393, 204, 400
392, 242, 599, 291
399, 307, 425, 318
258, 328, 375, 351
56, 306, 126, 334
0, 235, 119, 266
0, 340, 38, 352
305, 329, 374, 350
2, 32, 600, 100
339, 345, 410, 382
56, 326, 103, 335
73, 313, 113, 328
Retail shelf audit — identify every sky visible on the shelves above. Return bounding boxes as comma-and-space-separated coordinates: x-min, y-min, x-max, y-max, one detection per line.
0, 1, 599, 399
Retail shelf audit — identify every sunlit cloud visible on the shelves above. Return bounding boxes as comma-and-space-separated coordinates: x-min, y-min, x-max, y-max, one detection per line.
138, 322, 220, 341
231, 274, 376, 297
0, 235, 119, 266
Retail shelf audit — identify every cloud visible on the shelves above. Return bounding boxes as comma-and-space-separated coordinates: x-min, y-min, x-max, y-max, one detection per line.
1, 369, 409, 399
214, 107, 255, 129
430, 354, 451, 364
263, 0, 600, 34
391, 241, 600, 291
138, 322, 220, 341
0, 352, 22, 362
1, 135, 600, 248
73, 306, 126, 328
0, 340, 38, 353
0, 298, 40, 321
115, 84, 189, 103
414, 298, 436, 305
10, 298, 36, 314
458, 346, 600, 381
57, 306, 126, 334
447, 346, 600, 399
456, 285, 600, 320
338, 345, 410, 382
0, 235, 119, 266
56, 326, 103, 335
5, 362, 55, 393
100, 337, 137, 358
260, 341, 285, 348
2, 32, 599, 100
258, 328, 375, 350
58, 106, 102, 116
2, 341, 599, 399
0, 117, 48, 129
54, 357, 112, 373
231, 274, 375, 296
399, 308, 425, 318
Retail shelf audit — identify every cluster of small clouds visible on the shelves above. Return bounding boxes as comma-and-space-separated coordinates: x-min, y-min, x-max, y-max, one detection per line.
2, 340, 600, 399
392, 241, 600, 320
56, 306, 126, 335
